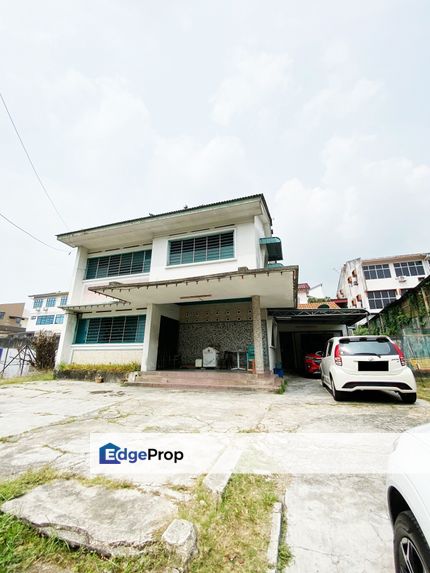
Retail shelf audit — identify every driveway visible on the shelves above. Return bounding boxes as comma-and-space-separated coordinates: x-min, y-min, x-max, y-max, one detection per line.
1, 376, 430, 572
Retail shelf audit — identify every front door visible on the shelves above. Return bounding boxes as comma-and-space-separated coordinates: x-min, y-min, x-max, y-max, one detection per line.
156, 316, 179, 370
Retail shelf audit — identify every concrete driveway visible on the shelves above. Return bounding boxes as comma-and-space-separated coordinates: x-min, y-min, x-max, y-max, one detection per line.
1, 376, 430, 572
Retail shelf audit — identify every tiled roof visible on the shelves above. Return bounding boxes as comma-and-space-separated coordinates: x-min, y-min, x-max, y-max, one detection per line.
298, 282, 310, 290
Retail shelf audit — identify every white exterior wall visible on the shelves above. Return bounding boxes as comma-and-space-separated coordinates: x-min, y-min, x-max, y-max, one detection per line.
338, 256, 430, 315
58, 210, 276, 368
26, 294, 69, 335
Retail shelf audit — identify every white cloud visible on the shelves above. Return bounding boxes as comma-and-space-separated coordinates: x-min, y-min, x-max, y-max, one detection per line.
302, 77, 383, 128
211, 49, 291, 126
272, 136, 430, 294
145, 135, 257, 210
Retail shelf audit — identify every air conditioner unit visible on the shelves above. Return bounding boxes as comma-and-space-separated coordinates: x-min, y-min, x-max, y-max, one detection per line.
396, 276, 407, 282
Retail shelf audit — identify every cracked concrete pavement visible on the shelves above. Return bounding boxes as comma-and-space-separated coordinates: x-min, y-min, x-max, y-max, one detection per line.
1, 376, 430, 571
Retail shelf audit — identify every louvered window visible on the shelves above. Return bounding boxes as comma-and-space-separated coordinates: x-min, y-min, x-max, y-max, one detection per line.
168, 231, 234, 265
85, 250, 151, 279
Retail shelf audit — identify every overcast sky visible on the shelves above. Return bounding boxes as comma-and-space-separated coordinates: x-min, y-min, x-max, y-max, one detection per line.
1, 0, 429, 304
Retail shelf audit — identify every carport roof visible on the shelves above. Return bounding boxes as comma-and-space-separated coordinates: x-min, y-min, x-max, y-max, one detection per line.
269, 307, 368, 325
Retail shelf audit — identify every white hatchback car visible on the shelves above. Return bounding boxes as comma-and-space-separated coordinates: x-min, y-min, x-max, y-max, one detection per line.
320, 335, 417, 403
387, 423, 430, 572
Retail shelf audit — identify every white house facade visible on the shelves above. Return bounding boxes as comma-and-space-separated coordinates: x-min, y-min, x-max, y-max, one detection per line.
26, 292, 69, 335
56, 195, 298, 374
337, 253, 430, 317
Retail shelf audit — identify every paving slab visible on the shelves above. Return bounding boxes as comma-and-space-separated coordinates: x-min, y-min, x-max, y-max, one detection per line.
1, 479, 177, 556
284, 474, 393, 573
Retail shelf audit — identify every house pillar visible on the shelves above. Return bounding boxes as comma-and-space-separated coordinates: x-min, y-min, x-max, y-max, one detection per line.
55, 312, 77, 366
252, 295, 265, 374
141, 304, 161, 372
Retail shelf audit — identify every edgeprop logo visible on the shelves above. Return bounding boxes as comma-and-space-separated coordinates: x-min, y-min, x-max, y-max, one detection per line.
99, 442, 184, 465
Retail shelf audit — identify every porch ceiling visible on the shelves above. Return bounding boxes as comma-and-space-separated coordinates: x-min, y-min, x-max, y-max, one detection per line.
88, 266, 298, 309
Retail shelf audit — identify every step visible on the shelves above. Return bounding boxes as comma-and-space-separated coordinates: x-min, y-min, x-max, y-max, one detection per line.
143, 370, 275, 381
124, 381, 280, 393
132, 374, 278, 387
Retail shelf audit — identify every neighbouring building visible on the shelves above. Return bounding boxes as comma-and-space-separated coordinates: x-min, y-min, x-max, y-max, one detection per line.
26, 292, 69, 335
0, 303, 26, 337
367, 275, 430, 383
337, 253, 430, 317
55, 195, 299, 374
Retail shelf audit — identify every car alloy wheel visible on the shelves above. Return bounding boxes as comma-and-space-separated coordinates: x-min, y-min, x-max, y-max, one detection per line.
399, 537, 428, 573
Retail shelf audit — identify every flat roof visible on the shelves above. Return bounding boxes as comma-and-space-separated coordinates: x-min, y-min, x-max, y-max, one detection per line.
269, 308, 368, 326
362, 252, 429, 264
29, 291, 68, 298
57, 194, 272, 250
85, 265, 298, 309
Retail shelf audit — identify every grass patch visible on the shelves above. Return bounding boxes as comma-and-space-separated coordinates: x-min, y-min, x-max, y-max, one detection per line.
58, 362, 139, 373
0, 468, 177, 573
277, 378, 288, 394
0, 469, 284, 573
180, 474, 280, 573
418, 381, 430, 402
0, 371, 54, 386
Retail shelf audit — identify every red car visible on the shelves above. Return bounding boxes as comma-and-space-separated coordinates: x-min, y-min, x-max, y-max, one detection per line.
304, 351, 323, 375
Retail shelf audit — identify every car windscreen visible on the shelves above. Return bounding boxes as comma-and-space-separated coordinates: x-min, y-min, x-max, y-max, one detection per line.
339, 339, 395, 356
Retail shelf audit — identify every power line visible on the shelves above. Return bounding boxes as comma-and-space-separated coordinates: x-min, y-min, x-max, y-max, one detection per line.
0, 210, 68, 252
0, 92, 69, 230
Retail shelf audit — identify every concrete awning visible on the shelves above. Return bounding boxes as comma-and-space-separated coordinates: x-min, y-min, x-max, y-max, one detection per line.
87, 266, 298, 309
269, 308, 367, 325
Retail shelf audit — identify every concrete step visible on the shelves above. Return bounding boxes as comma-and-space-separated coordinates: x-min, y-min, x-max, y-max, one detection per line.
124, 380, 280, 392
144, 369, 273, 380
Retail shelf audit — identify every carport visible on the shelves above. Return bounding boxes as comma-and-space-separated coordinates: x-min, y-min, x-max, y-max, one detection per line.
268, 308, 368, 374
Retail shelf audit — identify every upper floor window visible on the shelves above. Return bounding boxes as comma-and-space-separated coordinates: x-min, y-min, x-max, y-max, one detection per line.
60, 295, 68, 306
168, 231, 234, 266
36, 315, 55, 325
363, 264, 391, 280
46, 297, 57, 307
33, 298, 43, 309
55, 315, 64, 324
85, 250, 152, 280
0, 311, 5, 320
367, 289, 397, 310
394, 261, 425, 277
74, 315, 145, 344
15, 317, 21, 325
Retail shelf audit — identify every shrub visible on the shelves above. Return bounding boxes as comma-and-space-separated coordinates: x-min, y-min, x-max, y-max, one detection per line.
57, 362, 140, 373
31, 333, 58, 370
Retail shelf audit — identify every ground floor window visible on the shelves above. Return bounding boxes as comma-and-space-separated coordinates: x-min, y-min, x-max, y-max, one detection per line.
74, 315, 145, 344
367, 289, 397, 309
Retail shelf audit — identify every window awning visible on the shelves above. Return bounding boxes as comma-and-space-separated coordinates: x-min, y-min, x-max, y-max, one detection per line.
260, 237, 283, 262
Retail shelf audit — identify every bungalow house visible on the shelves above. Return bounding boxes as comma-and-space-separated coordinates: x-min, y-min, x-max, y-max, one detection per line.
56, 195, 298, 376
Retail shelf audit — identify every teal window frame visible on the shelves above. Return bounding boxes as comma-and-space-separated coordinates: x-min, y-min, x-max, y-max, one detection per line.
33, 298, 43, 309
168, 231, 234, 266
36, 315, 55, 325
60, 295, 68, 306
46, 297, 57, 307
85, 250, 152, 280
74, 315, 146, 344
55, 315, 64, 324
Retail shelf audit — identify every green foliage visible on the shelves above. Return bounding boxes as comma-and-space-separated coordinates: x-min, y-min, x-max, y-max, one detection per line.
0, 469, 284, 573
0, 371, 54, 386
58, 362, 140, 373
31, 333, 58, 370
308, 296, 331, 303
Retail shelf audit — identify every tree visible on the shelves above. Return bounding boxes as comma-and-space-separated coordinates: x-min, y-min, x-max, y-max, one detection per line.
31, 332, 58, 370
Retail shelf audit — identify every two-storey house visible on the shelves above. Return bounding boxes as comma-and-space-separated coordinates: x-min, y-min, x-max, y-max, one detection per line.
56, 195, 298, 375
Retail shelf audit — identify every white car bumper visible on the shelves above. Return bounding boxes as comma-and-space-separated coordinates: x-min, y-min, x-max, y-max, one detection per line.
331, 365, 417, 393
